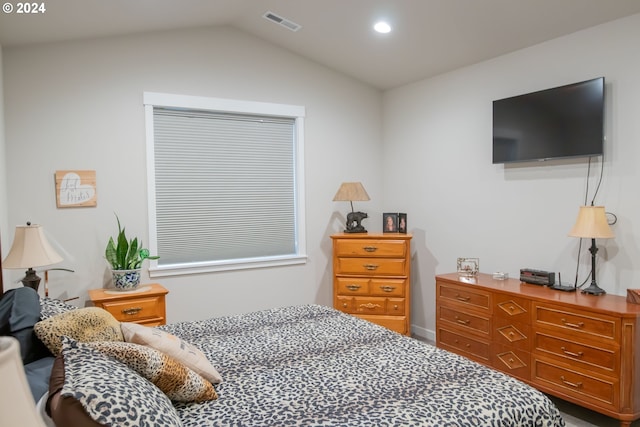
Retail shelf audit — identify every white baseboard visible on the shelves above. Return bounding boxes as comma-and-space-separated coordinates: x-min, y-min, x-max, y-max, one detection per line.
410, 324, 435, 343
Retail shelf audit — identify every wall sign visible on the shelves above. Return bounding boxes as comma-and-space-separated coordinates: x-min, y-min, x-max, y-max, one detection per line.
55, 170, 97, 208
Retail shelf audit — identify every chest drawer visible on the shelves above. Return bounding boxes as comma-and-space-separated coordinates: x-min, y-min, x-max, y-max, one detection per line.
334, 239, 407, 258
437, 282, 490, 311
534, 332, 617, 373
533, 358, 617, 407
494, 294, 530, 321
335, 277, 370, 295
494, 317, 530, 349
100, 295, 164, 323
438, 327, 490, 363
439, 305, 490, 335
534, 303, 618, 341
337, 296, 405, 316
335, 257, 407, 276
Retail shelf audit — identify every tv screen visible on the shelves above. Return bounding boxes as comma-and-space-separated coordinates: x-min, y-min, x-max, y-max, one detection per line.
492, 77, 604, 164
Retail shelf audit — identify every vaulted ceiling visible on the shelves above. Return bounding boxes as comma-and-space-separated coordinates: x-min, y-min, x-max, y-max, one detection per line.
1, 0, 640, 89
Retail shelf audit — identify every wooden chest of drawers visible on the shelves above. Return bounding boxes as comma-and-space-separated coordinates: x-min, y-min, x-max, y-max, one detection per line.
89, 283, 168, 326
436, 272, 640, 427
331, 233, 412, 335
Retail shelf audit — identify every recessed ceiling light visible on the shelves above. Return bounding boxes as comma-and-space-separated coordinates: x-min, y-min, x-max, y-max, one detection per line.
374, 21, 391, 34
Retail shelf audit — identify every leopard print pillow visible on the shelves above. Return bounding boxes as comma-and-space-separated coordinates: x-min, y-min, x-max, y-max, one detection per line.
61, 337, 183, 427
39, 297, 77, 320
87, 341, 217, 403
34, 307, 123, 355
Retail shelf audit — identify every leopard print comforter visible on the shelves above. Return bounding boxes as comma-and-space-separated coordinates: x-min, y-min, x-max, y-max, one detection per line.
162, 304, 565, 427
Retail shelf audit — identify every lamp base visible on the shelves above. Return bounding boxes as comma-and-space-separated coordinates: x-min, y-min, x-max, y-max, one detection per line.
344, 211, 368, 233
581, 282, 606, 295
20, 268, 42, 292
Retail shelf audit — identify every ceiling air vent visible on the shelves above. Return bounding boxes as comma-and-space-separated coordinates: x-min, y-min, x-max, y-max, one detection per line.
263, 11, 302, 32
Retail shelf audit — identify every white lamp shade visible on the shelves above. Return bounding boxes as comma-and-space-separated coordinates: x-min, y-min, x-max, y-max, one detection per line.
2, 224, 63, 269
0, 337, 47, 427
568, 206, 614, 239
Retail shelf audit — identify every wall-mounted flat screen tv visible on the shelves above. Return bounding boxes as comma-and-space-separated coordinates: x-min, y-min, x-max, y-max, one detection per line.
492, 77, 604, 164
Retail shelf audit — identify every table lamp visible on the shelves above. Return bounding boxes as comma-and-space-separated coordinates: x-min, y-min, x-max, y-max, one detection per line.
333, 182, 370, 233
568, 205, 614, 295
2, 222, 63, 292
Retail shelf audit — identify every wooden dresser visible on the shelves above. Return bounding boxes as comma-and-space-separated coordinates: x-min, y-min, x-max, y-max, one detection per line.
331, 233, 412, 335
89, 283, 168, 326
436, 272, 640, 427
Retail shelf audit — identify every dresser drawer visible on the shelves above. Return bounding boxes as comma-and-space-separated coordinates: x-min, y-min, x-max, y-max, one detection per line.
494, 294, 530, 321
534, 332, 617, 373
438, 327, 490, 362
335, 257, 408, 276
437, 282, 490, 311
334, 239, 407, 258
359, 315, 407, 335
534, 303, 618, 341
100, 295, 164, 323
494, 317, 530, 350
335, 277, 370, 295
370, 279, 406, 297
533, 358, 617, 407
439, 306, 490, 335
493, 343, 530, 381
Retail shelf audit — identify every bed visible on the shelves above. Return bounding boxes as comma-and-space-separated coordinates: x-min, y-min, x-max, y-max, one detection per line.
2, 288, 565, 426
162, 305, 564, 426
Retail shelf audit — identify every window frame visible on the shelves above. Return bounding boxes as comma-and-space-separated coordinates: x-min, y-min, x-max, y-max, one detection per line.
143, 92, 307, 277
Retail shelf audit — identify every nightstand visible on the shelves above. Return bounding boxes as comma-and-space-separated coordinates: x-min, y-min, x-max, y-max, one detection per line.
89, 283, 168, 326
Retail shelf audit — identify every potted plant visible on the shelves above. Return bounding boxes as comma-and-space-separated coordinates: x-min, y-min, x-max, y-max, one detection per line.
105, 215, 159, 290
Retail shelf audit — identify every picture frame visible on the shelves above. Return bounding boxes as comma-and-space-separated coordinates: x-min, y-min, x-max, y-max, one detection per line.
398, 213, 407, 234
457, 257, 479, 277
383, 213, 398, 233
382, 212, 407, 233
55, 170, 97, 208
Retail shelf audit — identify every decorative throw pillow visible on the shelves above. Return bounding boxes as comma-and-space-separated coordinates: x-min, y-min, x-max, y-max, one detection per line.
121, 322, 222, 384
39, 297, 78, 320
86, 340, 217, 402
34, 307, 123, 356
60, 337, 183, 427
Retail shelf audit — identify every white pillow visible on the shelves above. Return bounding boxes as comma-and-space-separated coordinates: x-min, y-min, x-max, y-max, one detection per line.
120, 322, 222, 384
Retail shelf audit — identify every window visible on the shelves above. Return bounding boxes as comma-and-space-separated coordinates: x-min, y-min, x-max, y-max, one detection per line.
144, 92, 306, 277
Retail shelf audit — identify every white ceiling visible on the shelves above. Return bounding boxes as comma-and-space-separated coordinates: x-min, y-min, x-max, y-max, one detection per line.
1, 0, 640, 90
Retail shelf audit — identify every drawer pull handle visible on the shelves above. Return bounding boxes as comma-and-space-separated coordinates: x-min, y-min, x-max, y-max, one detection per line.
560, 376, 583, 389
364, 264, 379, 271
509, 305, 515, 311
359, 303, 381, 310
393, 304, 399, 310
122, 307, 142, 315
346, 284, 361, 291
342, 303, 348, 308
363, 246, 378, 252
561, 347, 584, 358
380, 286, 396, 292
561, 319, 585, 329
455, 294, 470, 302
455, 316, 470, 325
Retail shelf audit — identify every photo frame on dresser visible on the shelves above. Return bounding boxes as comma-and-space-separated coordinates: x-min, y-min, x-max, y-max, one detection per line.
383, 212, 407, 233
383, 213, 398, 233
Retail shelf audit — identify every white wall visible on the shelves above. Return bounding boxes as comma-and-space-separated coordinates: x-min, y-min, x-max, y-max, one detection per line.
2, 26, 384, 322
383, 13, 640, 338
0, 45, 8, 290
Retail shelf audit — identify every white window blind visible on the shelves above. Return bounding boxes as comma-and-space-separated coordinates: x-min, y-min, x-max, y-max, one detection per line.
144, 93, 306, 275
